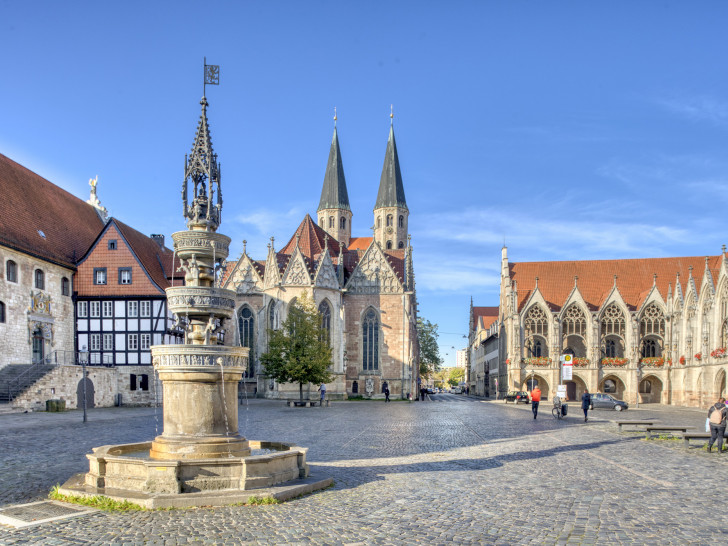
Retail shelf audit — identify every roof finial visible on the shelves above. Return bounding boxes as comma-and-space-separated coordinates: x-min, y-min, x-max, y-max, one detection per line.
390, 104, 394, 126
705, 256, 710, 269
574, 275, 578, 288
324, 233, 329, 250
689, 265, 693, 276
270, 236, 275, 252
334, 106, 337, 127
723, 244, 727, 255
242, 239, 247, 255
535, 276, 539, 288
653, 273, 657, 286
613, 274, 618, 288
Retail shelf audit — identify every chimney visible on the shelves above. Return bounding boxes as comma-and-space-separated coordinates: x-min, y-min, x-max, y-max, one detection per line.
150, 234, 165, 248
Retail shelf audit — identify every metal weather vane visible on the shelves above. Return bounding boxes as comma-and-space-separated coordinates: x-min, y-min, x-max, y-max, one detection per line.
203, 57, 219, 97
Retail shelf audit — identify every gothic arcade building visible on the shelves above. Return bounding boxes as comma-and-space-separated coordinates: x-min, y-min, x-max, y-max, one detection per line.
497, 246, 728, 408
222, 124, 420, 400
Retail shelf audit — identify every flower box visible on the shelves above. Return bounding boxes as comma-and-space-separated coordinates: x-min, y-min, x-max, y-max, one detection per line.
523, 357, 552, 366
711, 348, 727, 358
573, 358, 590, 367
640, 357, 664, 367
694, 353, 702, 361
601, 357, 629, 367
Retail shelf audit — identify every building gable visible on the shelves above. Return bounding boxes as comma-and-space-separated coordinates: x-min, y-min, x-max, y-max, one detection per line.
314, 250, 340, 290
225, 254, 264, 294
345, 242, 402, 294
281, 247, 312, 287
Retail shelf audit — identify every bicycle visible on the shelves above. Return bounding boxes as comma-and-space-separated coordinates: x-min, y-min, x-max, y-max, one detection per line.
552, 397, 566, 420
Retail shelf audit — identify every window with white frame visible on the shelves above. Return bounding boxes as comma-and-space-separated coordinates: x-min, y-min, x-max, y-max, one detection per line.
78, 301, 88, 317
94, 268, 107, 285
103, 333, 114, 351
140, 301, 151, 317
119, 268, 132, 285
140, 333, 151, 350
128, 301, 138, 317
102, 301, 113, 317
128, 334, 138, 350
90, 334, 101, 351
90, 301, 100, 317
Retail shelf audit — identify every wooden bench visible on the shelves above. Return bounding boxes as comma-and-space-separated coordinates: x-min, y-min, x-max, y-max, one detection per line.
681, 432, 711, 448
645, 425, 691, 439
616, 420, 656, 432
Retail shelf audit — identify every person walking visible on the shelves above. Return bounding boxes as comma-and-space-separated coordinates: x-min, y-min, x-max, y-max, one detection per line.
530, 385, 542, 419
581, 389, 591, 422
383, 381, 390, 402
707, 396, 727, 453
318, 382, 327, 407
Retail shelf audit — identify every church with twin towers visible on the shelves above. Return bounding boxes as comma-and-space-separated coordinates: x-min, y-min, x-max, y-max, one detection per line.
222, 115, 420, 400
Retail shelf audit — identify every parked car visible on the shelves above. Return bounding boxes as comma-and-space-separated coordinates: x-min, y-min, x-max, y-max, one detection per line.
451, 386, 462, 394
505, 391, 530, 404
426, 387, 435, 394
589, 393, 629, 411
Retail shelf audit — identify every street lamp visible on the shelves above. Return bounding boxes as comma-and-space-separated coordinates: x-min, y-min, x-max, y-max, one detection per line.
80, 345, 89, 423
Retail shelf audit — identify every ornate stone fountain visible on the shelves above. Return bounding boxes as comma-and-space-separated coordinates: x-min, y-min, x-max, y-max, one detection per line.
60, 87, 331, 508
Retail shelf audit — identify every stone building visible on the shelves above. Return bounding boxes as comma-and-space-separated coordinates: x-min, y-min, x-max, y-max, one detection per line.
222, 121, 420, 400
467, 304, 499, 397
497, 246, 728, 408
0, 153, 177, 409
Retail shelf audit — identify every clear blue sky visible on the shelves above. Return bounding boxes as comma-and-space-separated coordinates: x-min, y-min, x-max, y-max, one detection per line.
3, 2, 728, 366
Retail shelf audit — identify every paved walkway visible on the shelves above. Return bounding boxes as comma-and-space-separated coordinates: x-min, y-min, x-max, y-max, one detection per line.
0, 396, 721, 544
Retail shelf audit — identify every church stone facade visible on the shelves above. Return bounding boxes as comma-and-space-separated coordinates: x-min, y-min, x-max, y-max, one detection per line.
222, 123, 420, 400
496, 246, 728, 408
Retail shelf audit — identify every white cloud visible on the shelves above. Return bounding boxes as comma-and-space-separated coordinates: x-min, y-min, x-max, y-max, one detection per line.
232, 207, 305, 235
658, 95, 728, 127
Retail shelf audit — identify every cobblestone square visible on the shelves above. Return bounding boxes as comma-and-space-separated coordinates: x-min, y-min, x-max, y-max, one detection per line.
0, 397, 720, 544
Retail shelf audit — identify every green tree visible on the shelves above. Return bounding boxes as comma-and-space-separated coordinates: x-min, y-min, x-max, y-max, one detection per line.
417, 317, 442, 380
260, 292, 334, 402
448, 367, 465, 386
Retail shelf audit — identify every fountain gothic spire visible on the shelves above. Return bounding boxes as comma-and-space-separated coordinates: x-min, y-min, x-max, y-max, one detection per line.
182, 95, 223, 231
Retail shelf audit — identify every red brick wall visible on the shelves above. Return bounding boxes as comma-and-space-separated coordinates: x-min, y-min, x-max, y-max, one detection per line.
76, 225, 164, 296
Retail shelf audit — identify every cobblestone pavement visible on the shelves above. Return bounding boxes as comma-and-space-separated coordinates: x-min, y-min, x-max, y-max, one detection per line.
0, 395, 723, 545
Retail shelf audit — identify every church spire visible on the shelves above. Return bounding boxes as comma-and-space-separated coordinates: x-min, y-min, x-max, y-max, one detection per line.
317, 112, 352, 247
182, 95, 222, 231
373, 114, 409, 250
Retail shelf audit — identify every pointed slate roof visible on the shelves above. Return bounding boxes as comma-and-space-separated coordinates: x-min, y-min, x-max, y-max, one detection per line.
317, 127, 350, 212
374, 125, 407, 210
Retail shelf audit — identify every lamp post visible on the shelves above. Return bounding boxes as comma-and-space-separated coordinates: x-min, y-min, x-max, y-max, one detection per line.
80, 345, 88, 423
530, 369, 534, 391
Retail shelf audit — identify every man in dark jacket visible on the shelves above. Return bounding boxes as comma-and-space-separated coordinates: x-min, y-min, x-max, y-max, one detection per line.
707, 397, 727, 453
581, 389, 591, 422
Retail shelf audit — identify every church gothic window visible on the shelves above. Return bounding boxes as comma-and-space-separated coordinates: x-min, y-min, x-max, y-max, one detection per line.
329, 216, 334, 228
386, 215, 393, 227
362, 308, 379, 371
562, 305, 587, 357
268, 301, 277, 330
340, 217, 346, 230
34, 269, 45, 290
6, 260, 17, 283
386, 241, 392, 250
238, 306, 255, 378
639, 303, 665, 358
398, 241, 404, 249
524, 306, 549, 357
398, 215, 404, 228
318, 300, 331, 343
601, 303, 626, 358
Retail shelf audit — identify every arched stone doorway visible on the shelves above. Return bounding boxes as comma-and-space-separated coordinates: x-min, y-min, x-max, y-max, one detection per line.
600, 375, 626, 400
639, 374, 663, 404
715, 369, 726, 400
565, 375, 588, 402
77, 377, 95, 409
522, 374, 550, 400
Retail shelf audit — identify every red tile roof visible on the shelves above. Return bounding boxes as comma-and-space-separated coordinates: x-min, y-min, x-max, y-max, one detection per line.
348, 237, 373, 251
510, 255, 723, 312
115, 220, 178, 290
0, 153, 104, 268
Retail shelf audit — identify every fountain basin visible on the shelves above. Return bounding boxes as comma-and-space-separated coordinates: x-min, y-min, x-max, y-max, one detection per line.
165, 286, 237, 317
59, 440, 331, 509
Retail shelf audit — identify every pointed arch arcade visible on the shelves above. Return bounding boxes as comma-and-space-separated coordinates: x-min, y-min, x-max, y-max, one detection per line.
524, 305, 549, 357
562, 304, 587, 357
601, 303, 626, 358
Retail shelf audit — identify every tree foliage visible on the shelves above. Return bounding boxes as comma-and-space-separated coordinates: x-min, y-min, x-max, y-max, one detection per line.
417, 317, 442, 379
260, 292, 334, 401
448, 367, 465, 386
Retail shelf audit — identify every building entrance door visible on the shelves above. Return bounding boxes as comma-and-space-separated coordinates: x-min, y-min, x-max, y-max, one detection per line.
32, 328, 44, 363
566, 381, 576, 401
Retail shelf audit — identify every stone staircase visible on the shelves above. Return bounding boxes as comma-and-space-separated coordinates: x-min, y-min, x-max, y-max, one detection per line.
0, 363, 55, 403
